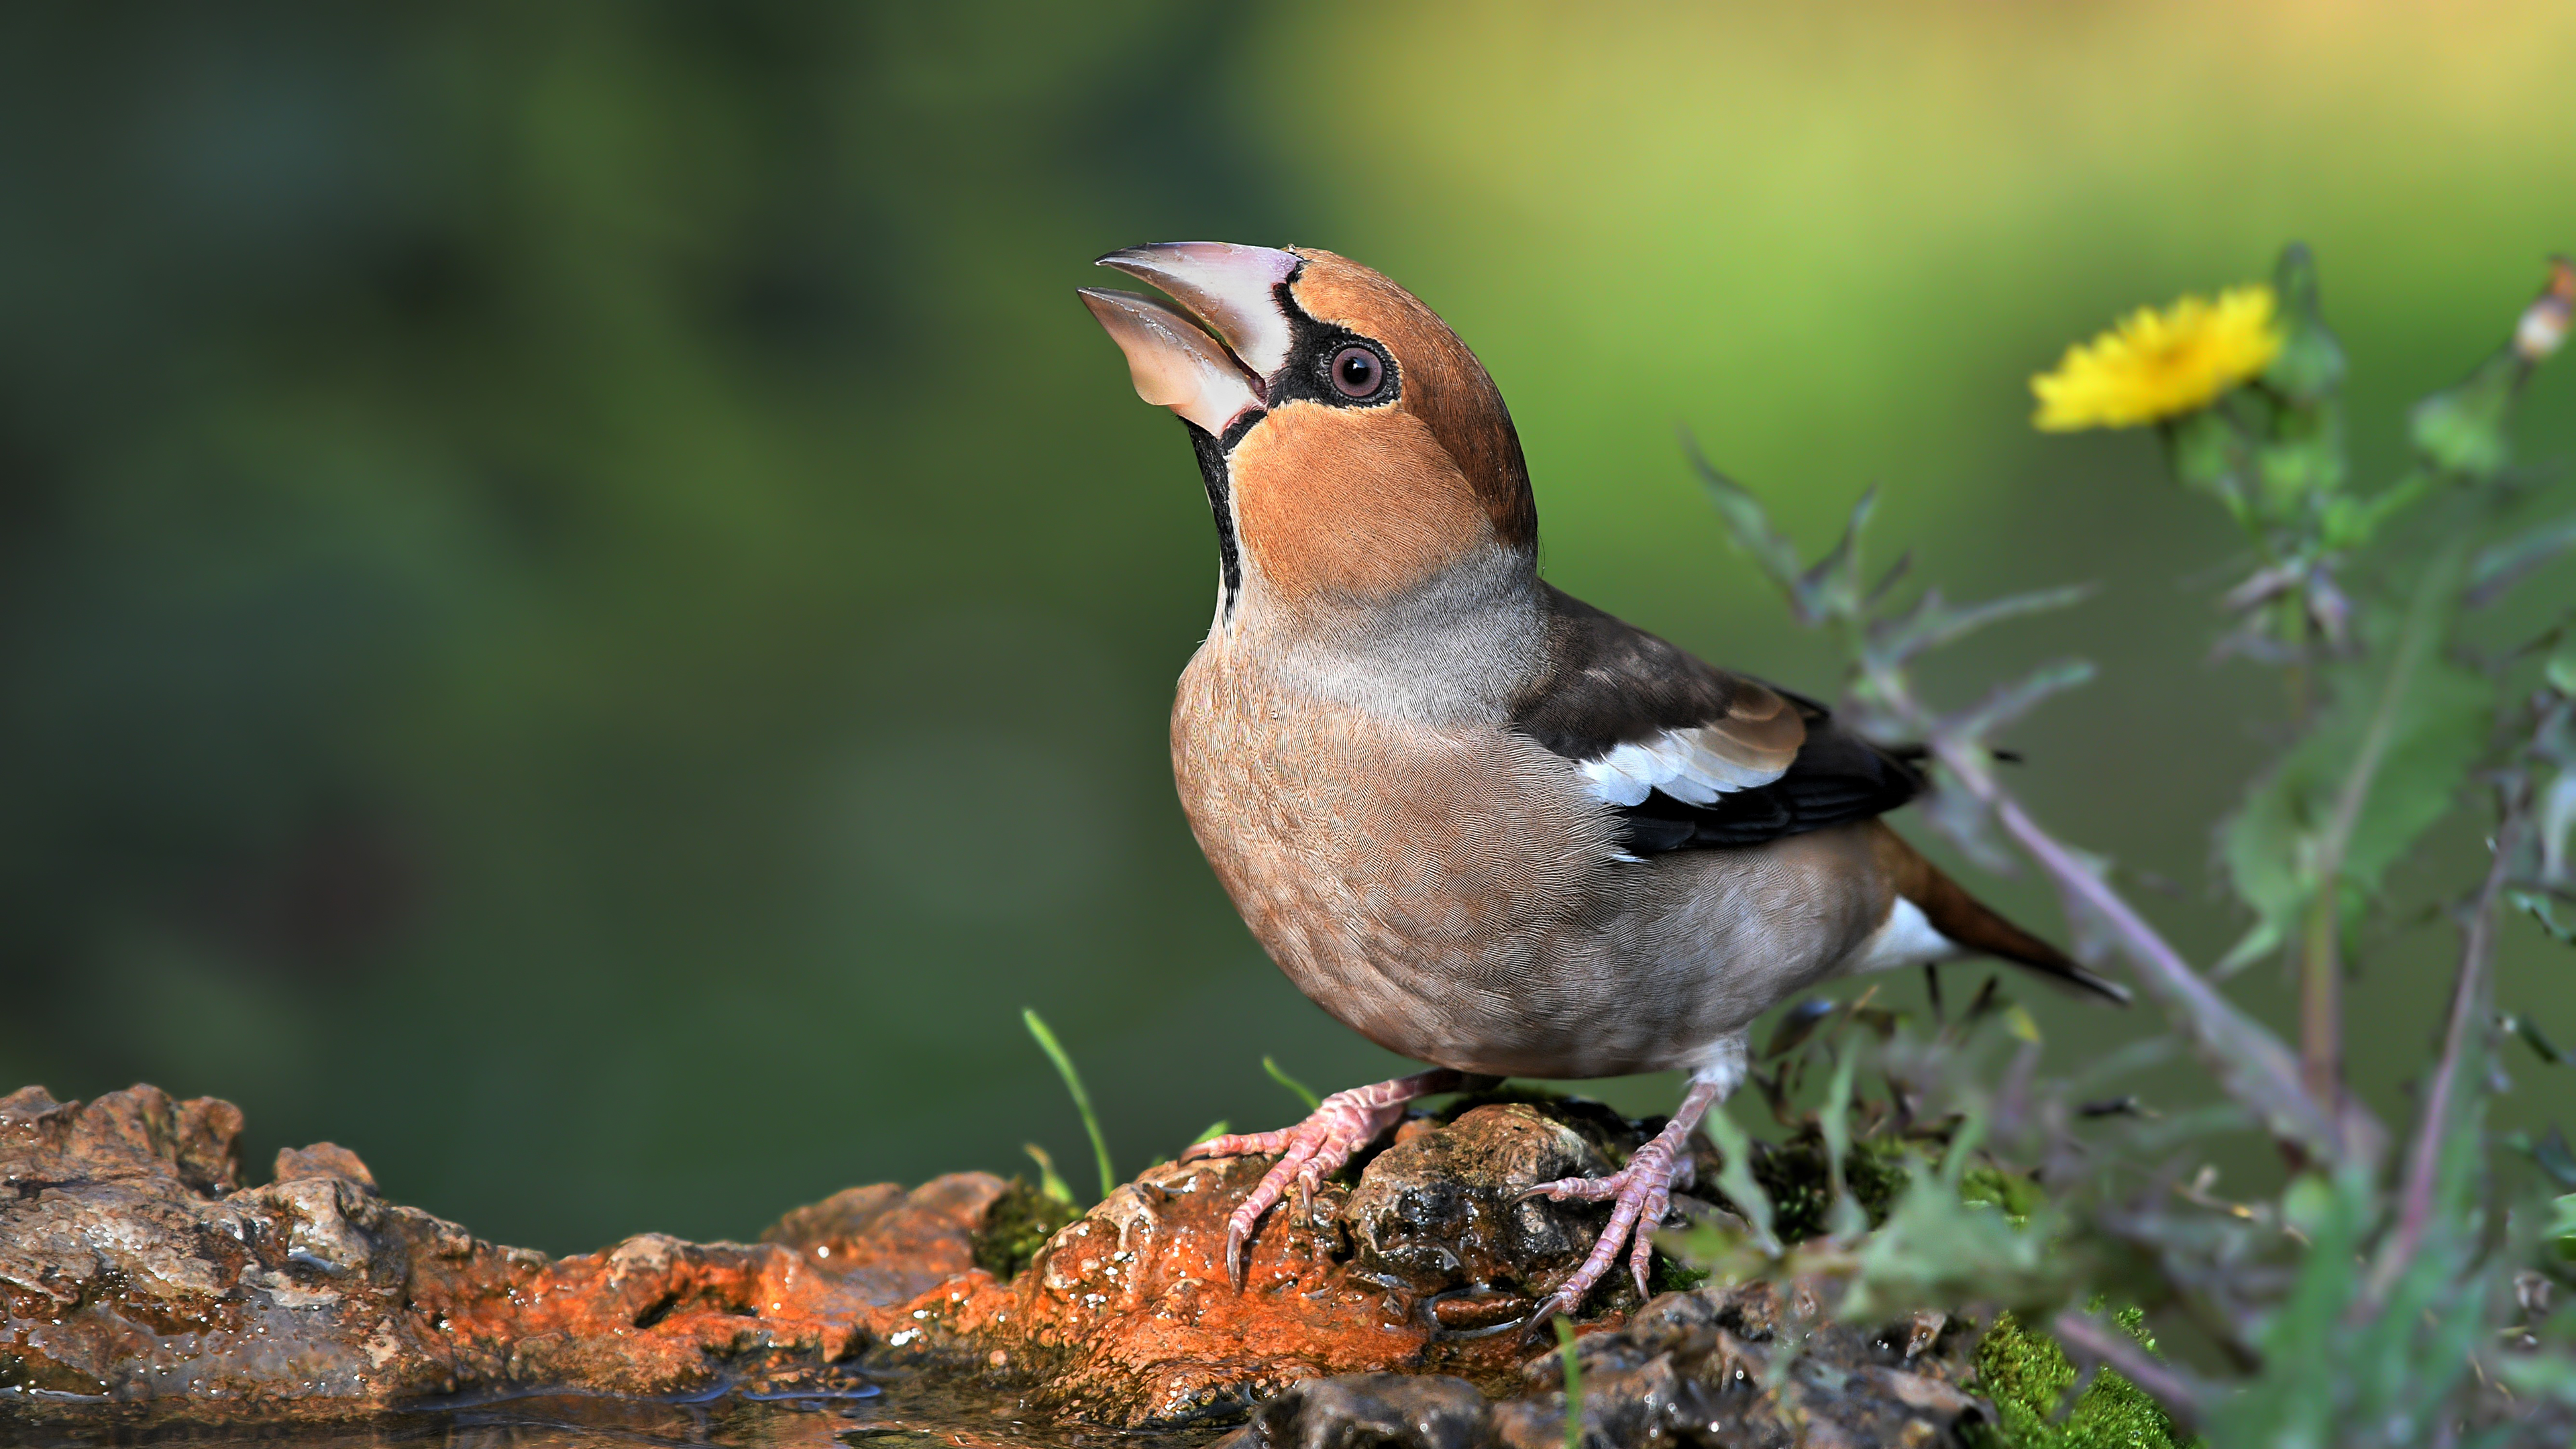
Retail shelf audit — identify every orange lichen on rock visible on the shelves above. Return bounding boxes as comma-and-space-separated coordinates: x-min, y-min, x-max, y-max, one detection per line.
1, 1081, 1645, 1431
870, 1101, 1667, 1427
1, 1081, 1996, 1444
912, 1156, 1454, 1425
0, 1083, 995, 1415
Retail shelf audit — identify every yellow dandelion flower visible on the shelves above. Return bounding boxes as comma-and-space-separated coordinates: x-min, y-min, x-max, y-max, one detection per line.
2031, 286, 2284, 431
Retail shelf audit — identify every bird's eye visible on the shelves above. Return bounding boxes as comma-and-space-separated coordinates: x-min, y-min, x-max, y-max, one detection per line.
1329, 345, 1386, 399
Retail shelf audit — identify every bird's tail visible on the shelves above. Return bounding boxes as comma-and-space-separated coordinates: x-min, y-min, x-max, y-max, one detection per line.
1867, 821, 2131, 1005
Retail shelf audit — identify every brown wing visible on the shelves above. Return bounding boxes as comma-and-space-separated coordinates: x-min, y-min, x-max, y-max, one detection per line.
1510, 586, 1923, 852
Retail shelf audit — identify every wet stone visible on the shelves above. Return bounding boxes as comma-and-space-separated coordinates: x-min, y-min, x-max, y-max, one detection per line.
1241, 1280, 1992, 1449
0, 1084, 979, 1422
1346, 1104, 1648, 1325
271, 1142, 378, 1191
1344, 1097, 1743, 1327
1223, 1373, 1497, 1449
0, 1082, 1996, 1446
761, 1175, 1012, 1306
1506, 1279, 1992, 1449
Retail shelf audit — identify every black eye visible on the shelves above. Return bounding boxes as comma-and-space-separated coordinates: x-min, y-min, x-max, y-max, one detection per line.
1330, 345, 1386, 399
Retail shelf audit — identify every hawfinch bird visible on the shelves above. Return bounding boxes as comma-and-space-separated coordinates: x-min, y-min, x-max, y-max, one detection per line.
1079, 243, 2126, 1323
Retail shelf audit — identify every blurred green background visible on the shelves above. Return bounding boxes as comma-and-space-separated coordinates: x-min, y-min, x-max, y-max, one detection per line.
4, 1, 2571, 1253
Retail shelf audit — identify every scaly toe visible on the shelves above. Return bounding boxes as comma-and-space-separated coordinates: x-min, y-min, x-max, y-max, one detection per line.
1183, 1128, 1292, 1163
1520, 1169, 1633, 1204
1217, 1144, 1320, 1286
1529, 1144, 1688, 1319
1195, 1071, 1462, 1293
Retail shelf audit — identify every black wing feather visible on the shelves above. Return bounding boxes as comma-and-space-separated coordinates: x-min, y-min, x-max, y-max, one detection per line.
1614, 716, 1923, 851
1509, 586, 1922, 855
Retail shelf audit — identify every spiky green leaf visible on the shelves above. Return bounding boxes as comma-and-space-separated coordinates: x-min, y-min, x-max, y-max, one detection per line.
1838, 1161, 2072, 1321
1945, 659, 2096, 747
1867, 585, 2096, 670
1689, 441, 1811, 602
2515, 890, 2576, 947
2502, 1012, 2573, 1067
2408, 348, 2524, 480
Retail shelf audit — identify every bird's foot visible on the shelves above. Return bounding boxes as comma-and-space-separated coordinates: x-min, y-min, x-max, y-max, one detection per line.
1519, 1130, 1690, 1326
1181, 1067, 1466, 1289
1521, 1068, 1733, 1328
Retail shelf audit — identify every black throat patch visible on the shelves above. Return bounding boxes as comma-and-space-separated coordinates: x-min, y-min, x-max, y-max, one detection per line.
1188, 411, 1262, 618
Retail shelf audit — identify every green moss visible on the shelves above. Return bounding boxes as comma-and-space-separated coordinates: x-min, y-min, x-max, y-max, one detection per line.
1960, 1163, 2047, 1223
1967, 1309, 2190, 1449
972, 1177, 1080, 1281
1646, 1248, 1710, 1295
1748, 1132, 1917, 1242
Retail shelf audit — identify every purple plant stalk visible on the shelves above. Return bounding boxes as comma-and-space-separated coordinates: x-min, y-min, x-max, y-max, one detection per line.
2050, 1308, 2207, 1428
1863, 660, 2370, 1171
1986, 784, 2370, 1168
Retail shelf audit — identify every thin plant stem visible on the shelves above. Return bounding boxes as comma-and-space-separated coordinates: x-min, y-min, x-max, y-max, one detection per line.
2278, 592, 2311, 727
2365, 788, 2525, 1305
2294, 542, 2463, 1124
2297, 884, 2343, 1120
1984, 786, 2368, 1165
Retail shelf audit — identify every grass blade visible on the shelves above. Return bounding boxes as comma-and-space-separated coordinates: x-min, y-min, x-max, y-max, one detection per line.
1699, 1102, 1780, 1254
1554, 1316, 1585, 1449
1021, 1142, 1073, 1205
1023, 1008, 1116, 1202
1819, 1046, 1870, 1240
1263, 1055, 1322, 1112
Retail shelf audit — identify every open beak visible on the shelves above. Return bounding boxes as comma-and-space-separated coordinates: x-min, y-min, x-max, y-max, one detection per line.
1079, 242, 1299, 438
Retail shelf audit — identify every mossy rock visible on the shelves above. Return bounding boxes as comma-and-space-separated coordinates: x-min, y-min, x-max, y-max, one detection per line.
973, 1177, 1079, 1280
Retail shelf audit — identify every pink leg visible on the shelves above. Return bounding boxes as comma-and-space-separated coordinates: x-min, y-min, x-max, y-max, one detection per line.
1182, 1068, 1468, 1289
1522, 1069, 1731, 1325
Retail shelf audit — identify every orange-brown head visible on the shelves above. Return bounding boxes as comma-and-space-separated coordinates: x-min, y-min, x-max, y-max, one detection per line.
1081, 245, 1534, 615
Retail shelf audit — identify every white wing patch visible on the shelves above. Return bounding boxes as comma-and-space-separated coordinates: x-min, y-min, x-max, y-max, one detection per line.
1577, 725, 1790, 808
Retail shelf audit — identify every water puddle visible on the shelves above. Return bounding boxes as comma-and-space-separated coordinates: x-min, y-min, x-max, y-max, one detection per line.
0, 1375, 1235, 1449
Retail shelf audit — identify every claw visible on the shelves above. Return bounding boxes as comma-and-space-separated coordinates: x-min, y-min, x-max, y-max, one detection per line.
1521, 1139, 1681, 1319
1181, 1067, 1466, 1290
1523, 1069, 1732, 1322
1523, 1287, 1582, 1340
